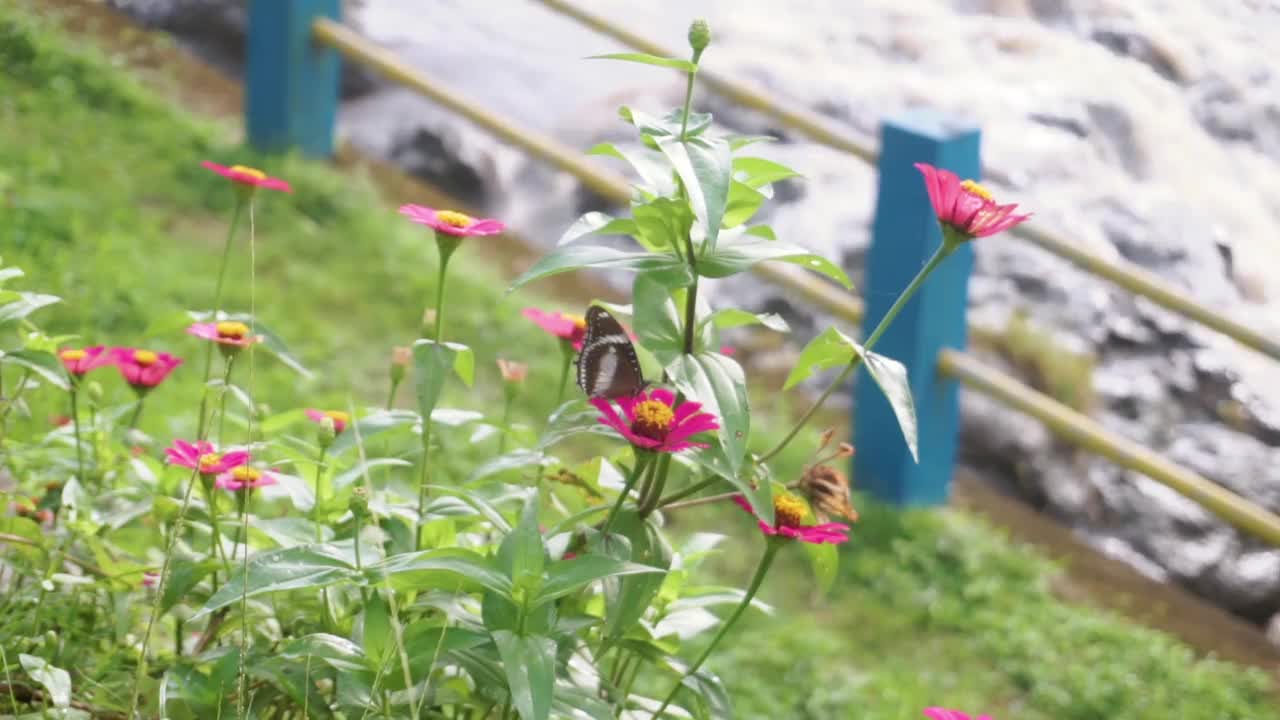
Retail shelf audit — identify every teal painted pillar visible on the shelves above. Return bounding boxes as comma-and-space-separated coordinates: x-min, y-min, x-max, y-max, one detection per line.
853, 111, 980, 506
246, 0, 341, 157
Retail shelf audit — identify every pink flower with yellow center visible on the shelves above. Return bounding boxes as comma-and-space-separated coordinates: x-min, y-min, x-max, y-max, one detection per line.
201, 161, 292, 193
165, 439, 250, 476
110, 347, 183, 390
733, 493, 850, 545
399, 205, 505, 238
522, 307, 588, 351
915, 162, 1030, 242
186, 321, 263, 349
305, 409, 350, 434
214, 465, 277, 492
58, 346, 111, 376
591, 388, 719, 453
923, 709, 993, 720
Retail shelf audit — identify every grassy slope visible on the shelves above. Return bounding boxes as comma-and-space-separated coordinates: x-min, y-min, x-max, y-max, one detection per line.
0, 6, 1276, 719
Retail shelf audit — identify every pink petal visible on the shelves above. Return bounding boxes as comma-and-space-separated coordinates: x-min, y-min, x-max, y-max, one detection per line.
466, 219, 506, 234
659, 438, 708, 452
914, 163, 944, 218
650, 387, 676, 407
732, 495, 754, 514
672, 401, 704, 422
591, 397, 629, 436
922, 709, 971, 720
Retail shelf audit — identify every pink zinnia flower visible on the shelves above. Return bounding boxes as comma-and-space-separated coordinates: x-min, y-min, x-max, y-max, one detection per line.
399, 205, 505, 237
305, 409, 350, 434
733, 494, 850, 545
591, 388, 719, 453
923, 709, 993, 720
214, 466, 277, 492
58, 346, 111, 377
110, 348, 183, 390
187, 321, 262, 349
523, 307, 587, 351
201, 161, 292, 193
915, 162, 1030, 241
142, 572, 160, 589
165, 439, 250, 476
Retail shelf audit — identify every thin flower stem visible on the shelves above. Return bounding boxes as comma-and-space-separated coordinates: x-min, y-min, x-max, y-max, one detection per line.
216, 357, 234, 446
68, 386, 86, 484
416, 243, 456, 546
661, 490, 737, 512
759, 243, 955, 464
126, 397, 145, 431
384, 379, 400, 411
601, 454, 652, 537
238, 196, 259, 720
656, 475, 719, 508
313, 446, 328, 542
498, 394, 514, 455
210, 200, 245, 322
638, 453, 672, 517
651, 540, 781, 719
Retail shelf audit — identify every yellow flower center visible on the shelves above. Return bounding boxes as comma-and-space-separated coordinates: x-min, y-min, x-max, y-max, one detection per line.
60, 349, 86, 361
323, 410, 350, 425
773, 493, 808, 529
133, 350, 158, 366
215, 321, 250, 339
960, 179, 993, 202
435, 210, 474, 228
198, 453, 222, 472
230, 466, 261, 482
631, 399, 675, 440
229, 165, 266, 181
566, 314, 586, 331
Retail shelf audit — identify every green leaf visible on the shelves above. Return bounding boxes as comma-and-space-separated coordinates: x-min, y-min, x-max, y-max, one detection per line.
19, 654, 71, 708
466, 449, 555, 485
445, 341, 475, 387
619, 106, 712, 140
0, 349, 69, 390
733, 156, 801, 189
498, 499, 545, 593
803, 541, 839, 596
782, 327, 918, 460
219, 313, 312, 378
361, 594, 393, 665
699, 232, 853, 288
413, 340, 455, 429
655, 135, 732, 252
600, 511, 672, 637
589, 52, 697, 72
722, 181, 767, 228
161, 558, 220, 613
588, 143, 675, 196
533, 554, 662, 605
507, 244, 691, 293
682, 668, 734, 719
559, 212, 638, 246
727, 134, 777, 150
196, 544, 357, 617
423, 485, 515, 533
666, 351, 749, 475
329, 409, 417, 455
492, 631, 556, 720
632, 198, 694, 254
682, 439, 773, 526
0, 291, 59, 325
333, 458, 412, 490
277, 633, 370, 673
367, 547, 512, 597
701, 308, 790, 334
633, 274, 684, 365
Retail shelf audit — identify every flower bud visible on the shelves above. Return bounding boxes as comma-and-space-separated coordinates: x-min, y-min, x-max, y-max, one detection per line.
390, 345, 411, 385
349, 486, 371, 520
421, 310, 438, 336
317, 415, 337, 450
86, 380, 104, 404
688, 19, 711, 54
496, 358, 528, 385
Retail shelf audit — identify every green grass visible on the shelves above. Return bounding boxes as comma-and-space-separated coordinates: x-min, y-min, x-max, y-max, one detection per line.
0, 5, 1276, 719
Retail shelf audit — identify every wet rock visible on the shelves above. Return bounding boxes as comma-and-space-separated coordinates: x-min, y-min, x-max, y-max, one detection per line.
1085, 103, 1147, 179
1088, 20, 1187, 83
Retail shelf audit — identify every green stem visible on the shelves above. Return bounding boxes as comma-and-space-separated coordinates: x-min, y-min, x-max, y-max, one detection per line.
126, 396, 145, 431
415, 242, 457, 547
384, 379, 400, 411
210, 200, 244, 320
601, 454, 652, 537
205, 480, 231, 576
313, 446, 328, 542
656, 474, 717, 508
638, 453, 671, 517
0, 368, 32, 431
69, 387, 85, 484
554, 345, 573, 409
216, 357, 234, 446
759, 243, 955, 463
651, 540, 781, 718
498, 394, 513, 455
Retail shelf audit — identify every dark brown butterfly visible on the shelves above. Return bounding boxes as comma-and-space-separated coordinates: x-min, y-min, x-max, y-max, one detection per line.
799, 464, 859, 523
576, 306, 647, 399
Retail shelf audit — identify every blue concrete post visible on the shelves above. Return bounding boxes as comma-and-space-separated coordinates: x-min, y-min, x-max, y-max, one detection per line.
853, 111, 981, 506
246, 0, 341, 157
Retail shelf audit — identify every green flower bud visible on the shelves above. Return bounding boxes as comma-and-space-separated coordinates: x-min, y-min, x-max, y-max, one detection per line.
318, 415, 337, 450
349, 486, 371, 519
86, 380, 104, 404
688, 19, 711, 54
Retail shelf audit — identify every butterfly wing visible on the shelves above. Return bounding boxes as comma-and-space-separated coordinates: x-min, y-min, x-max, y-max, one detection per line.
577, 306, 646, 399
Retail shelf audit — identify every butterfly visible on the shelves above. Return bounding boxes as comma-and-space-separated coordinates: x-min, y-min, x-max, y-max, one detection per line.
576, 305, 648, 399
799, 464, 859, 523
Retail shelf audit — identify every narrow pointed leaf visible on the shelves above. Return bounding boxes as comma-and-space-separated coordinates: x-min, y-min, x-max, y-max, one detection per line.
366, 547, 512, 597
196, 544, 357, 617
507, 244, 691, 292
559, 211, 638, 246
667, 351, 749, 475
656, 135, 732, 252
533, 554, 662, 605
589, 52, 696, 71
493, 631, 556, 720
699, 234, 852, 288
